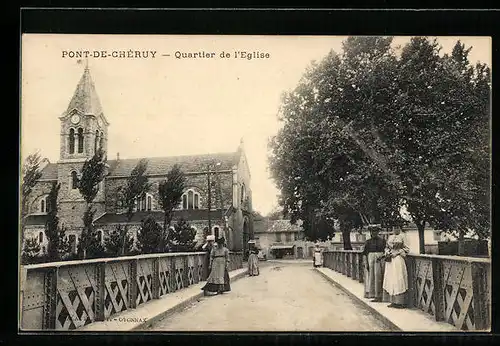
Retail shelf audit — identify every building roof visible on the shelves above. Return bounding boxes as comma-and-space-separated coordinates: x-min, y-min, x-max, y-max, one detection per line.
23, 214, 48, 226
260, 219, 303, 233
107, 152, 240, 177
36, 151, 240, 181
94, 209, 228, 225
40, 163, 58, 180
65, 67, 103, 116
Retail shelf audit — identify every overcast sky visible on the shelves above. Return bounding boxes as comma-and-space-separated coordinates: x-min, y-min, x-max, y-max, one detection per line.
21, 35, 491, 215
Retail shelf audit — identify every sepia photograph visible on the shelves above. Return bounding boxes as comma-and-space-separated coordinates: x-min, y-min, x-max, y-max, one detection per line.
19, 34, 491, 333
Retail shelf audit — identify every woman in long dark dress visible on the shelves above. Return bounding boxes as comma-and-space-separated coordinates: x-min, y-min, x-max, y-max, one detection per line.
201, 237, 231, 295
201, 235, 215, 280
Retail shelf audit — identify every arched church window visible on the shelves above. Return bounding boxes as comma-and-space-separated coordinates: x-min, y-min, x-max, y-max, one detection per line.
95, 130, 99, 153
69, 128, 75, 154
188, 190, 194, 209
71, 171, 79, 189
241, 183, 246, 204
181, 189, 200, 210
99, 132, 104, 151
77, 128, 84, 153
39, 231, 44, 243
136, 193, 153, 212
40, 199, 45, 213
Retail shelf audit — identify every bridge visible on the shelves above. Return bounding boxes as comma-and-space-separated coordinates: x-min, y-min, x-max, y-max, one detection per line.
19, 250, 491, 332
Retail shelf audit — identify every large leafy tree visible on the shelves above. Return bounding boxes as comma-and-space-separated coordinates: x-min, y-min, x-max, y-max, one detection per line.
158, 164, 186, 252
45, 181, 71, 261
115, 159, 151, 255
77, 148, 107, 259
270, 37, 403, 248
269, 36, 490, 253
20, 152, 44, 246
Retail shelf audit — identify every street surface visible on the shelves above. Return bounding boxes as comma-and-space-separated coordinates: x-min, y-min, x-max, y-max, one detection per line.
149, 260, 394, 331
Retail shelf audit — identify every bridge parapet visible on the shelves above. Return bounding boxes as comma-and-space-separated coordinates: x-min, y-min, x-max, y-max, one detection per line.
20, 251, 243, 331
322, 250, 491, 331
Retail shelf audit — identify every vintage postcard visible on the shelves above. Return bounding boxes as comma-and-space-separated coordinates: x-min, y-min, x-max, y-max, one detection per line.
19, 34, 491, 332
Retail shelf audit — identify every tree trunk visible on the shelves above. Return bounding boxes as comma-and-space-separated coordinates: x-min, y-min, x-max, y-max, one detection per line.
161, 213, 167, 253
458, 229, 465, 241
416, 220, 426, 254
342, 229, 353, 250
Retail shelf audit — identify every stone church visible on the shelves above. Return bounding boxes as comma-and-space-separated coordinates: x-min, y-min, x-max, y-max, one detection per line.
22, 65, 254, 255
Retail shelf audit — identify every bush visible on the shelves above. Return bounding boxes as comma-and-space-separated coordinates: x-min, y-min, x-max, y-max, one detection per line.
137, 216, 163, 254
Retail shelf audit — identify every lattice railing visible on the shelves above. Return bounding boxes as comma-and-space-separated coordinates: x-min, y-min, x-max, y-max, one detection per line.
20, 251, 243, 330
322, 249, 491, 331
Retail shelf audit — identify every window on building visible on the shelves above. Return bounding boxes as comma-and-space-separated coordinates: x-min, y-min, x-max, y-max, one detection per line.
181, 189, 200, 210
71, 171, 79, 189
69, 128, 75, 154
136, 193, 153, 211
275, 233, 282, 242
188, 190, 194, 209
39, 195, 52, 213
97, 230, 103, 243
99, 133, 104, 151
214, 227, 220, 239
39, 231, 44, 243
77, 128, 84, 153
95, 130, 99, 153
285, 232, 292, 243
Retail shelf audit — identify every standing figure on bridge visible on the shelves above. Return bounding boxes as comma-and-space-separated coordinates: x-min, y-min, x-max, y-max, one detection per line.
201, 234, 215, 280
313, 244, 323, 267
247, 240, 260, 276
361, 225, 386, 302
202, 237, 231, 296
382, 228, 409, 308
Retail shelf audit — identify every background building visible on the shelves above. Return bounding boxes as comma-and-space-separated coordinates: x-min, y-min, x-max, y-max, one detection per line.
22, 66, 254, 254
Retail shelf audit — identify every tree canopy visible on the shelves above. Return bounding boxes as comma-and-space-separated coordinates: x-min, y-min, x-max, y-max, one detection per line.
269, 36, 491, 252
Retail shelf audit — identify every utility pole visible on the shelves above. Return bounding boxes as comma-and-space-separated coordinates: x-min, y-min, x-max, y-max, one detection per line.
207, 165, 212, 236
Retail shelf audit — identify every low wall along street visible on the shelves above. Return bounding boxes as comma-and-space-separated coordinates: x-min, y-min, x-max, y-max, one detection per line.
322, 250, 491, 331
20, 251, 243, 330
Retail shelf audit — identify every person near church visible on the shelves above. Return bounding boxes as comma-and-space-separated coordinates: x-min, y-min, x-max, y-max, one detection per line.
382, 227, 410, 308
361, 225, 386, 302
247, 240, 260, 276
313, 244, 323, 267
201, 234, 215, 280
201, 237, 231, 295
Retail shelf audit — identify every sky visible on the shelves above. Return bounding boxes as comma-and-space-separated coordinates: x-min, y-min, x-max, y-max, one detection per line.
21, 35, 491, 215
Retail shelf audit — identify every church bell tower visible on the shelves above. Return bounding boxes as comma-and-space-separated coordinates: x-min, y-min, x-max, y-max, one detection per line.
56, 63, 110, 229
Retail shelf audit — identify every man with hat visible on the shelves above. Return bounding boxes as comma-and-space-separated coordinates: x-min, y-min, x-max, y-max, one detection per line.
361, 225, 387, 302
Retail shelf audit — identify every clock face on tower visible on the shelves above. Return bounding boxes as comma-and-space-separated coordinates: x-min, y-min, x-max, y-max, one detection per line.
70, 114, 80, 124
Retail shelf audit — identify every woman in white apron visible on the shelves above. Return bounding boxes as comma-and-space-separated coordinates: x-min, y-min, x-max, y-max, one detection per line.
313, 244, 323, 267
382, 228, 409, 308
247, 240, 260, 276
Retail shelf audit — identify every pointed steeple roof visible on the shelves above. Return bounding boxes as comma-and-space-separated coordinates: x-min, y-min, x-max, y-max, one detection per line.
65, 65, 103, 116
